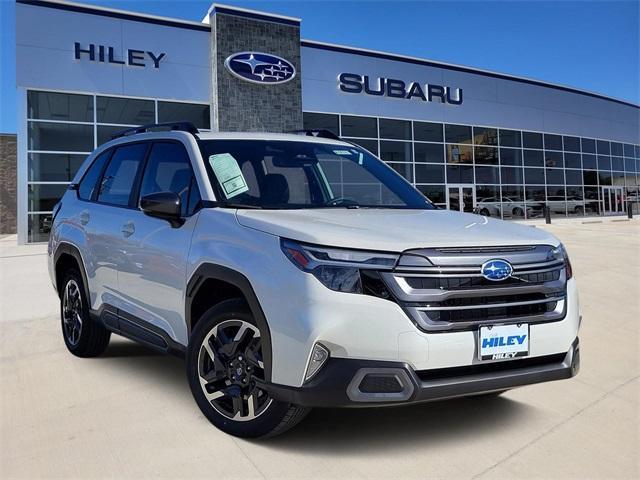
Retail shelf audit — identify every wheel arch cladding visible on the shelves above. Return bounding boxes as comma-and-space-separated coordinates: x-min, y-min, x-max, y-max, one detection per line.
54, 243, 90, 301
186, 263, 273, 382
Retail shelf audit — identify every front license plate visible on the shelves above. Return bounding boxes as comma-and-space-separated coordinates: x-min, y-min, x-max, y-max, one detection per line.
479, 324, 529, 360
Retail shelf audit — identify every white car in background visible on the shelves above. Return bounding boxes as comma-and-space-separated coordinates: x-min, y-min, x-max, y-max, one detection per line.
547, 196, 585, 215
475, 197, 542, 218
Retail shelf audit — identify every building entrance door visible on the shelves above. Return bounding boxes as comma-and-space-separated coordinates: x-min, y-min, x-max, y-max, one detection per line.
602, 186, 625, 215
447, 185, 476, 213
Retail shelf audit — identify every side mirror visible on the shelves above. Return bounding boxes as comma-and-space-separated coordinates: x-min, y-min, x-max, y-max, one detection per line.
140, 191, 183, 227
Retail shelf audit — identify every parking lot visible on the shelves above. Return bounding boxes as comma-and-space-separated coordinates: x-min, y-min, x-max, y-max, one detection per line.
1, 220, 638, 479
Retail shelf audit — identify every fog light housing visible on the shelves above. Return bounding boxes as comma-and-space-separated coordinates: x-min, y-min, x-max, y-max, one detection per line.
304, 343, 329, 382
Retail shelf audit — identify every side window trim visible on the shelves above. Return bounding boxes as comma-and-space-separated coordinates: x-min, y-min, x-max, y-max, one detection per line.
187, 175, 202, 216
129, 141, 154, 209
136, 139, 201, 218
94, 140, 151, 209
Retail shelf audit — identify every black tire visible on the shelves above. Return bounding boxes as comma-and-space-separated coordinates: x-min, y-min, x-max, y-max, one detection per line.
187, 298, 309, 438
512, 207, 524, 217
479, 208, 491, 217
60, 269, 110, 357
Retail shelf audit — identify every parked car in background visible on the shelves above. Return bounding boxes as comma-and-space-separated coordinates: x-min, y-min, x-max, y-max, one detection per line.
474, 197, 543, 218
547, 196, 585, 215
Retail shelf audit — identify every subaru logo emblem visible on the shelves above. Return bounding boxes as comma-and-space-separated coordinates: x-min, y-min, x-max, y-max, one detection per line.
224, 52, 296, 85
481, 259, 513, 281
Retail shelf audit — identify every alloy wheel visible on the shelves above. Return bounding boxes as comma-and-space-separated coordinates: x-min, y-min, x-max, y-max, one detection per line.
62, 279, 83, 346
198, 319, 272, 421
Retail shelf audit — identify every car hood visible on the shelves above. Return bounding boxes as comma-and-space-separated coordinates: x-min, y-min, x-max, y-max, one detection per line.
235, 208, 559, 252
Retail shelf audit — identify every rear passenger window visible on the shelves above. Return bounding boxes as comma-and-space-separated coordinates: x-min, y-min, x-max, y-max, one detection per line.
78, 150, 110, 201
139, 142, 197, 216
97, 143, 148, 206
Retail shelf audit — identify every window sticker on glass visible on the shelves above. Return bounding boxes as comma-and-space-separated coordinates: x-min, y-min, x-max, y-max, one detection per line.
333, 150, 352, 156
208, 153, 249, 198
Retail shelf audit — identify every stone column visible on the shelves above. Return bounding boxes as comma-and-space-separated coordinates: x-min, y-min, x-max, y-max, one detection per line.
0, 134, 17, 234
210, 6, 303, 132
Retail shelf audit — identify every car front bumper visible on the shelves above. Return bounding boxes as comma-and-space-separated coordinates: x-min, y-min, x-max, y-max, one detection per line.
261, 338, 579, 408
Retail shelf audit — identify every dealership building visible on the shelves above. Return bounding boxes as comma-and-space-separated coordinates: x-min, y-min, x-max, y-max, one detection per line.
10, 0, 640, 243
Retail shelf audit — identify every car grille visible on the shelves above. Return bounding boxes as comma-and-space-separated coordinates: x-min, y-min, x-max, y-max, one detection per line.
403, 269, 560, 290
380, 245, 567, 332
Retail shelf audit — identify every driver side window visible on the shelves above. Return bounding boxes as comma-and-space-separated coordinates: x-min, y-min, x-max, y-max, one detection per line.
139, 142, 199, 216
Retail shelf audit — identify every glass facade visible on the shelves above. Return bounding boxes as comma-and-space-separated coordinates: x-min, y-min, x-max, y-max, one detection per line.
21, 99, 639, 243
26, 90, 210, 242
303, 112, 640, 219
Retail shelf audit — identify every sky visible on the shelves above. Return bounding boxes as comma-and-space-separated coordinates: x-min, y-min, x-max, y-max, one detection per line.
0, 0, 638, 134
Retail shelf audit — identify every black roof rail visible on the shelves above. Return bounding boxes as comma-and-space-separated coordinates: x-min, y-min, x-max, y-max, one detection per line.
111, 122, 199, 140
287, 129, 341, 141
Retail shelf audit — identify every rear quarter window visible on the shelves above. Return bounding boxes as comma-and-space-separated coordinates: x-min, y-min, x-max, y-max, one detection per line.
78, 150, 111, 201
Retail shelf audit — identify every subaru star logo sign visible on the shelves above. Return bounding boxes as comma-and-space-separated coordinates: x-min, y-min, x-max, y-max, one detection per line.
481, 259, 513, 281
224, 52, 296, 85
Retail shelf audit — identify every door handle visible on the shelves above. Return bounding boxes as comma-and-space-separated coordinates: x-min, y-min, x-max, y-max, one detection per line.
80, 210, 90, 225
121, 221, 135, 237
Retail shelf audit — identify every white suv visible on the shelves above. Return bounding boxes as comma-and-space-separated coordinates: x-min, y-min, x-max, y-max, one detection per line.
48, 123, 581, 438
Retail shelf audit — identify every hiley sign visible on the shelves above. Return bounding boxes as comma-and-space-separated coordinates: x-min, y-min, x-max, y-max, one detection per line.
338, 73, 463, 105
74, 42, 166, 68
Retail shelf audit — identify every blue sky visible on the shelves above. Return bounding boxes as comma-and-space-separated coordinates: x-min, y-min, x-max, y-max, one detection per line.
1, 0, 638, 133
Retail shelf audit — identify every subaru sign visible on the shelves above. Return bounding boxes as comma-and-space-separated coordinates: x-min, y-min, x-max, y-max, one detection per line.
481, 259, 513, 281
224, 52, 296, 85
338, 73, 463, 105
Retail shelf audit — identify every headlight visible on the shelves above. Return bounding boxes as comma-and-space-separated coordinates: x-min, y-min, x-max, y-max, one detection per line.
550, 243, 573, 280
281, 239, 399, 294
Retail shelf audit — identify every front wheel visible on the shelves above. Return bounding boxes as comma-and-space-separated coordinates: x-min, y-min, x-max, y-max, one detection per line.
186, 299, 309, 438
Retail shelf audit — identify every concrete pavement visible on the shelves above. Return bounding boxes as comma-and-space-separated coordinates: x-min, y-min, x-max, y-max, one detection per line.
1, 222, 638, 479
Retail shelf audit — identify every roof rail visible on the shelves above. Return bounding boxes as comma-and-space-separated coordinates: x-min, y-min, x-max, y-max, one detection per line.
111, 122, 200, 140
288, 129, 341, 141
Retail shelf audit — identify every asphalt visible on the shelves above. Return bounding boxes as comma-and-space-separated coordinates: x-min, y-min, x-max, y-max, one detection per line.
1, 220, 638, 479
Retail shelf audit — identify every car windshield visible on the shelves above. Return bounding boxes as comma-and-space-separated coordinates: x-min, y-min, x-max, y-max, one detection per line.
198, 139, 434, 210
